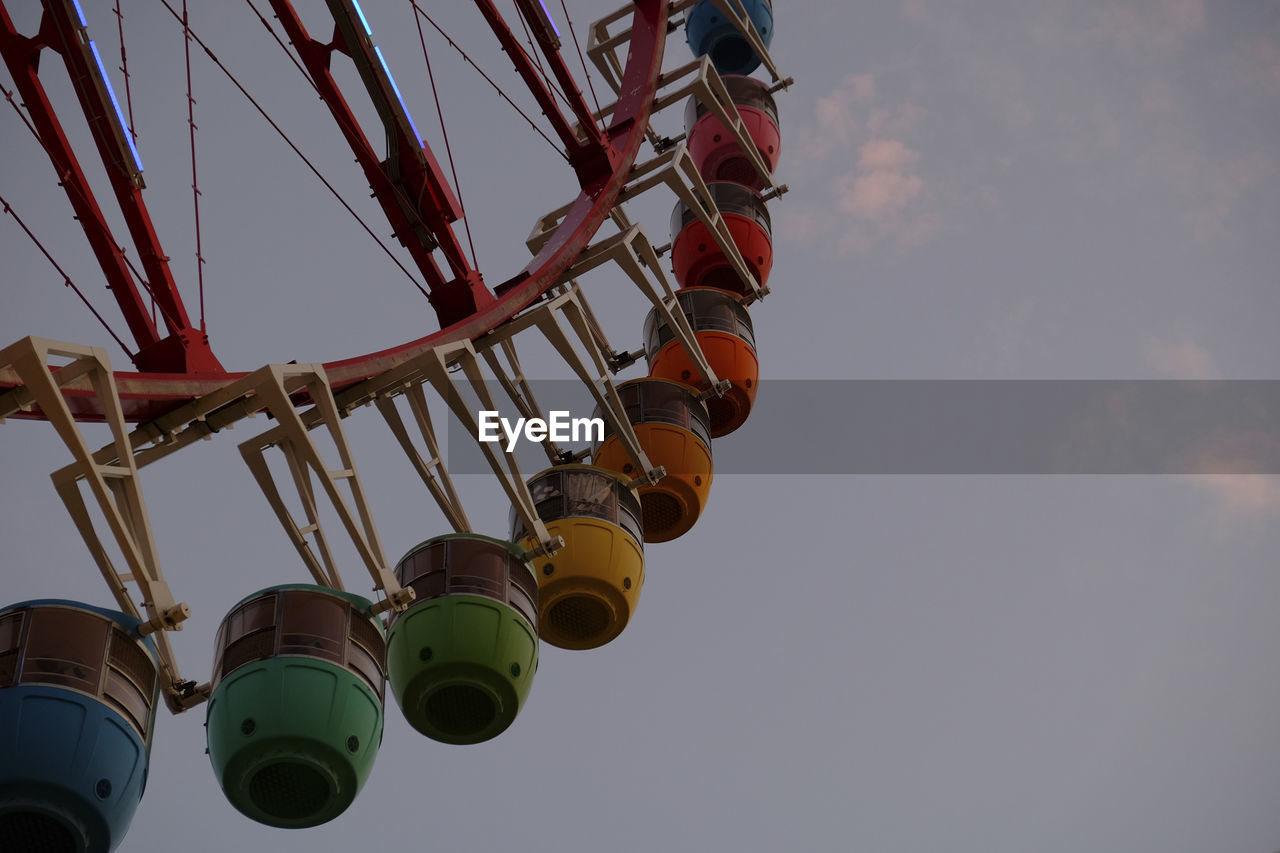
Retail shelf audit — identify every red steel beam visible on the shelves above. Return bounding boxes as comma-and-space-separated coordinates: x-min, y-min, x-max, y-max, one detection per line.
0, 1, 222, 374
474, 0, 617, 184
268, 0, 494, 328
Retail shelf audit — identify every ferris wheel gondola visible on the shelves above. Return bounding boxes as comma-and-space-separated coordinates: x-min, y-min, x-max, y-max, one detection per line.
385, 534, 539, 746
645, 286, 759, 437
514, 464, 646, 650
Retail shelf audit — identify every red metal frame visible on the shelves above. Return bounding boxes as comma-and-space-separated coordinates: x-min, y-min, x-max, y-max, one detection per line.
476, 0, 616, 183
268, 0, 494, 328
2, 0, 670, 421
0, 0, 222, 374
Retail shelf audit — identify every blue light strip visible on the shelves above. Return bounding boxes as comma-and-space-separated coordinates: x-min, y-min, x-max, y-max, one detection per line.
537, 0, 562, 38
375, 46, 422, 144
349, 2, 423, 145
350, 0, 373, 36
70, 0, 88, 26
88, 39, 145, 173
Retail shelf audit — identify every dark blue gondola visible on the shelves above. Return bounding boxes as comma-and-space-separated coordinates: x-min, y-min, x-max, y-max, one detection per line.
0, 599, 160, 853
685, 0, 774, 76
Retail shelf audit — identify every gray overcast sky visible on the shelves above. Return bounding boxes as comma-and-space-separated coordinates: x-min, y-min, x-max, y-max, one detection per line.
3, 1, 1280, 852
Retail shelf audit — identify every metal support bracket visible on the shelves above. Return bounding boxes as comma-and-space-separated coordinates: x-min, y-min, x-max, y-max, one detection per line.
493, 286, 667, 486
373, 385, 471, 534
0, 336, 198, 711
588, 0, 787, 94
479, 338, 565, 467
592, 55, 789, 194
552, 225, 728, 397
235, 364, 412, 615
529, 142, 772, 302
326, 284, 671, 548
355, 341, 562, 558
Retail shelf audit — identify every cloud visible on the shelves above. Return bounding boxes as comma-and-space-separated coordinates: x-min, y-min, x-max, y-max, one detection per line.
796, 73, 878, 162
1142, 337, 1220, 380
1170, 151, 1276, 240
783, 76, 932, 254
837, 140, 924, 220
1143, 337, 1280, 521
1187, 474, 1280, 521
856, 138, 919, 173
1183, 436, 1280, 523
831, 139, 932, 252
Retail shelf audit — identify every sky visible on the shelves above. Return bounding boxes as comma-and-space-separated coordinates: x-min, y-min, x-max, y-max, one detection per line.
3, 1, 1280, 852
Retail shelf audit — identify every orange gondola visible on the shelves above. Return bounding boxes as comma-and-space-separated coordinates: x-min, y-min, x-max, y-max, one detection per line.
645, 287, 758, 437
592, 378, 713, 543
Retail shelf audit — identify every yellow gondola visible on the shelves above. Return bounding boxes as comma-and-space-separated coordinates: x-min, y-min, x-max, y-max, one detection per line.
513, 465, 645, 650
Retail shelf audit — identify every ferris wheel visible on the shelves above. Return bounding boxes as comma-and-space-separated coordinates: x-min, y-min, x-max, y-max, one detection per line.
0, 0, 789, 847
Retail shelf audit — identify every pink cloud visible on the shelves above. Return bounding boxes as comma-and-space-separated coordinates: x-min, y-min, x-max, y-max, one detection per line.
785, 77, 932, 254
1142, 337, 1221, 380
857, 138, 919, 172
837, 140, 924, 219
865, 102, 923, 139
801, 73, 878, 160
1143, 337, 1280, 522
1187, 474, 1280, 520
830, 139, 930, 251
848, 74, 877, 104
1183, 441, 1280, 523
